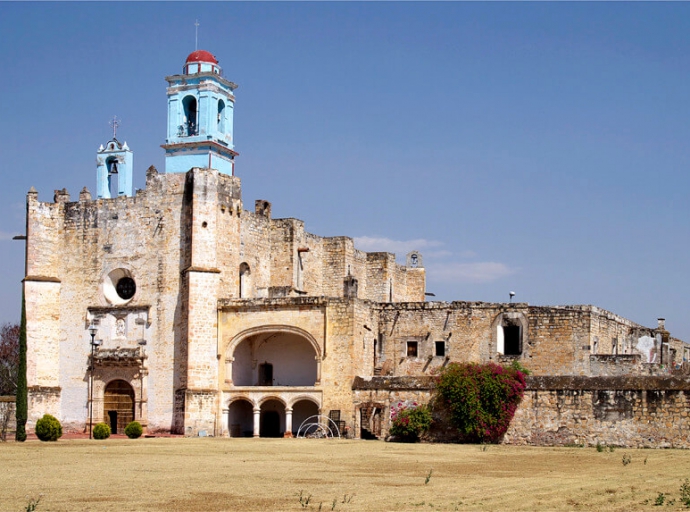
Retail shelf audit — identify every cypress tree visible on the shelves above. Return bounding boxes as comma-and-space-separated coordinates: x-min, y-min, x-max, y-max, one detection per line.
15, 291, 27, 442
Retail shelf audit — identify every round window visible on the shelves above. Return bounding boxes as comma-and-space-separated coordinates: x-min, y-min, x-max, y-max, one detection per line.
102, 268, 136, 305
116, 277, 136, 300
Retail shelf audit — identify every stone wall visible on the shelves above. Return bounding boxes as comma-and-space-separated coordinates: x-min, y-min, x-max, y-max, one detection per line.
352, 375, 690, 448
0, 396, 16, 439
505, 376, 690, 448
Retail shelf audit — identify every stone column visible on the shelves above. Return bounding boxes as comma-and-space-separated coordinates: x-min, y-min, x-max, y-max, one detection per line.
253, 408, 261, 438
221, 409, 229, 437
284, 407, 293, 438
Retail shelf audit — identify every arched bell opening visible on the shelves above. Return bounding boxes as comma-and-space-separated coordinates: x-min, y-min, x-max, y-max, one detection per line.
217, 99, 226, 133
182, 95, 198, 136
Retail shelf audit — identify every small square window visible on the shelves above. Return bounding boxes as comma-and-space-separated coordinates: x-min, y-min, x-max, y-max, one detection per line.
435, 341, 445, 357
406, 341, 418, 357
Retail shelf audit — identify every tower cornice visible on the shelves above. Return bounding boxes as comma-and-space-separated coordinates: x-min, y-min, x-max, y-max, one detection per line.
165, 73, 238, 91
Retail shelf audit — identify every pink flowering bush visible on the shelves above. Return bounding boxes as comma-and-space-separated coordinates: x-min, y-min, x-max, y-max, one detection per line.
435, 361, 527, 443
389, 402, 432, 442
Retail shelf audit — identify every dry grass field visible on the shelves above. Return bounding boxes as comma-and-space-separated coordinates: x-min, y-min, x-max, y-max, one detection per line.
2, 438, 690, 511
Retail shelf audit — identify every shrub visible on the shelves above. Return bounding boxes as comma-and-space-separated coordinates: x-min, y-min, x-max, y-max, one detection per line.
35, 414, 62, 442
93, 422, 111, 440
435, 362, 526, 443
124, 421, 143, 439
389, 403, 432, 442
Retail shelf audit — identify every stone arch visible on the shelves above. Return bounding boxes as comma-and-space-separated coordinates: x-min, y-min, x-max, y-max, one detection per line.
224, 325, 322, 386
227, 398, 253, 437
290, 398, 320, 438
227, 395, 257, 408
491, 311, 528, 357
287, 394, 320, 409
258, 395, 288, 408
260, 398, 286, 437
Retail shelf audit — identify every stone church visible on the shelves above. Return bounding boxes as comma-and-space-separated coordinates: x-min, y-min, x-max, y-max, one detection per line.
22, 50, 690, 446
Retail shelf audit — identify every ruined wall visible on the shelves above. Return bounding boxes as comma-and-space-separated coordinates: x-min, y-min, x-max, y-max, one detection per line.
234, 208, 425, 302
375, 302, 532, 378
353, 376, 690, 447
505, 376, 690, 448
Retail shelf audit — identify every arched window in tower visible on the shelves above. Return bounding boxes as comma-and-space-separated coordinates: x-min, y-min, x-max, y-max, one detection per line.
182, 96, 198, 136
105, 156, 120, 198
217, 100, 226, 133
239, 262, 251, 298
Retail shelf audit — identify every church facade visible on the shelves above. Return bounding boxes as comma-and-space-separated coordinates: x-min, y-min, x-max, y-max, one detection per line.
22, 50, 690, 444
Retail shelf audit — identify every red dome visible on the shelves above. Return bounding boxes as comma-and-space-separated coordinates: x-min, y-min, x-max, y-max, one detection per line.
185, 50, 218, 64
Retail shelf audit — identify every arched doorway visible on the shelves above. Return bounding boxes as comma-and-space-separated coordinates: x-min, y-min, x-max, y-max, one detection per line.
104, 380, 135, 434
360, 402, 384, 440
228, 399, 253, 438
292, 399, 319, 436
260, 399, 285, 438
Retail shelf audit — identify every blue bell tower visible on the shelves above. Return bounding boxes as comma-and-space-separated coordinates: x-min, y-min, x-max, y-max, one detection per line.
96, 126, 133, 199
162, 50, 238, 175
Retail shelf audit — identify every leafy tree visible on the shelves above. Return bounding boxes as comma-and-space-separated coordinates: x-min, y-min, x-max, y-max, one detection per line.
15, 293, 27, 442
0, 322, 19, 395
435, 362, 526, 443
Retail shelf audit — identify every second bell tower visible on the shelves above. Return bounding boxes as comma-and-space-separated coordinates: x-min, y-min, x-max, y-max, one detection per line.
162, 50, 238, 175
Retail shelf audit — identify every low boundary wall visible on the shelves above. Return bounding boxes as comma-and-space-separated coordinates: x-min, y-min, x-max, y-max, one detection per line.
352, 376, 690, 448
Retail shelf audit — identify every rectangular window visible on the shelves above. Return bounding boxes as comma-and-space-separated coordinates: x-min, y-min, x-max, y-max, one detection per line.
503, 326, 521, 355
406, 341, 418, 357
435, 341, 446, 357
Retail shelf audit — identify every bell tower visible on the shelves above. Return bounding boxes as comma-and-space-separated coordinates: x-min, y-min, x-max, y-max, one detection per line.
162, 50, 238, 175
96, 133, 133, 199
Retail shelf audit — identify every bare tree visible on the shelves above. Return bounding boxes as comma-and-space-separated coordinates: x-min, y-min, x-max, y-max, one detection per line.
0, 323, 19, 396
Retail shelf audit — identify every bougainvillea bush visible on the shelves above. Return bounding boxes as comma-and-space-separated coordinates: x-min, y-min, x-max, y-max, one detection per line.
389, 401, 432, 442
435, 362, 527, 443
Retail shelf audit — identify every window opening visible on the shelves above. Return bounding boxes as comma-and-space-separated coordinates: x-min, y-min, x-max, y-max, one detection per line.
503, 325, 521, 355
217, 100, 226, 133
435, 341, 446, 357
258, 362, 273, 386
116, 277, 136, 300
406, 341, 418, 358
239, 262, 250, 298
182, 96, 198, 136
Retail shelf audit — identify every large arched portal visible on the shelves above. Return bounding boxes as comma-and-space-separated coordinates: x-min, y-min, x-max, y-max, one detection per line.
104, 380, 135, 434
231, 330, 319, 387
228, 399, 254, 438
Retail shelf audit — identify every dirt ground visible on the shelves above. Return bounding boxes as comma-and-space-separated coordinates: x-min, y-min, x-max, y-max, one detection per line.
2, 437, 690, 511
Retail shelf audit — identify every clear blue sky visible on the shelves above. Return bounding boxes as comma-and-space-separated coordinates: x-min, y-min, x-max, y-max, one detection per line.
1, 2, 689, 339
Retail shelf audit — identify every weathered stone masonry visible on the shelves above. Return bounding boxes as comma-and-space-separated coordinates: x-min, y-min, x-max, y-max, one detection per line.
22, 49, 689, 446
